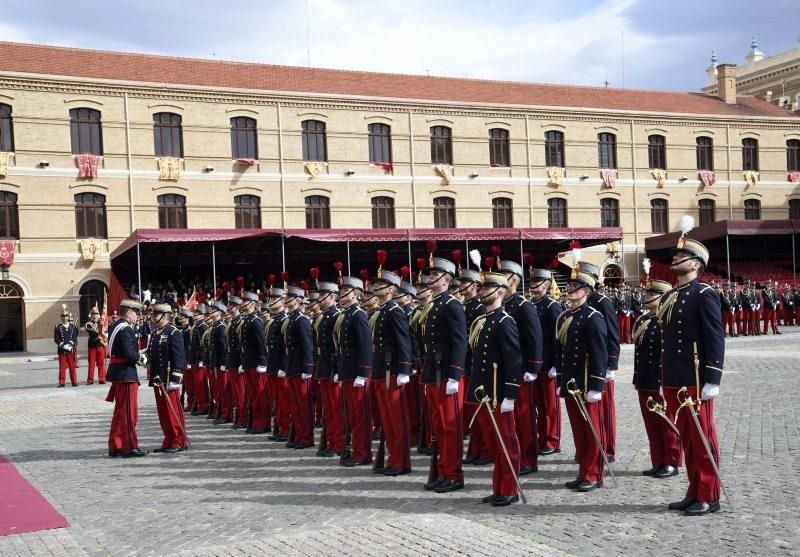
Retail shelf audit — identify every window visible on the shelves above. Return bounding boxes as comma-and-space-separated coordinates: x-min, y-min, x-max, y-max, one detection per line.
597, 133, 617, 169
231, 117, 258, 160
600, 198, 619, 228
742, 138, 759, 171
0, 104, 14, 152
368, 123, 392, 164
430, 126, 452, 165
433, 196, 456, 228
650, 198, 668, 233
744, 199, 761, 220
301, 120, 327, 162
489, 128, 510, 167
547, 198, 568, 228
787, 139, 800, 172
371, 196, 395, 228
698, 199, 716, 226
69, 108, 103, 155
0, 192, 19, 239
648, 134, 667, 170
234, 195, 261, 229
157, 194, 187, 229
305, 195, 330, 229
74, 193, 107, 239
79, 280, 107, 326
789, 199, 800, 220
696, 136, 714, 170
544, 130, 565, 168
492, 197, 513, 228
153, 113, 183, 158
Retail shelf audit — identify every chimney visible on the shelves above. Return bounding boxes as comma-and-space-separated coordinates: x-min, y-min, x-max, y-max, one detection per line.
716, 63, 737, 104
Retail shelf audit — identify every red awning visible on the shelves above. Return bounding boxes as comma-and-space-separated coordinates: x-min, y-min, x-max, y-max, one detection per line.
644, 219, 799, 252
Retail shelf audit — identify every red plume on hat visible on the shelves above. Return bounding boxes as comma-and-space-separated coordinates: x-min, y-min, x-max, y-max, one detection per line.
415, 257, 427, 285
281, 271, 289, 289
215, 287, 223, 299
267, 274, 276, 297
490, 245, 501, 270
359, 268, 370, 288
236, 275, 245, 296
310, 266, 320, 289
300, 280, 309, 292
333, 261, 344, 284
524, 252, 535, 275
550, 257, 559, 270
399, 265, 410, 279
222, 281, 231, 293
485, 256, 495, 271
451, 249, 462, 270
427, 240, 437, 267
376, 250, 388, 275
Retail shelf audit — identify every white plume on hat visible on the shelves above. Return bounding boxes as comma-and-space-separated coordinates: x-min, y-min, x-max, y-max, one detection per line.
679, 214, 695, 235
642, 257, 651, 276
570, 245, 581, 267
469, 249, 482, 270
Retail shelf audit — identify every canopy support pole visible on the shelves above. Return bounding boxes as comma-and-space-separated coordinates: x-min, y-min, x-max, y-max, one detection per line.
136, 241, 142, 301
519, 237, 525, 293
792, 232, 797, 284
281, 234, 287, 272
725, 234, 731, 282
346, 240, 351, 275
465, 239, 470, 268
407, 240, 412, 279
212, 241, 217, 294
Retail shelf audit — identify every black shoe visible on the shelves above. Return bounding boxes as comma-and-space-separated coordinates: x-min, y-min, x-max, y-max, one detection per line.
269, 434, 288, 442
491, 494, 519, 507
573, 454, 580, 462
317, 449, 337, 458
249, 428, 267, 435
684, 500, 720, 516
57, 384, 65, 388
213, 418, 226, 425
564, 478, 583, 489
607, 455, 615, 463
472, 457, 492, 466
434, 479, 464, 493
539, 447, 560, 456
417, 447, 434, 456
232, 423, 244, 430
519, 465, 537, 476
293, 443, 314, 450
463, 454, 477, 464
72, 383, 79, 387
654, 464, 679, 479
373, 465, 389, 474
384, 467, 411, 476
190, 410, 203, 416
153, 447, 167, 453
99, 381, 106, 384
86, 380, 94, 385
481, 493, 500, 504
108, 449, 120, 458
206, 413, 216, 419
120, 448, 147, 458
576, 480, 603, 492
158, 446, 181, 454
668, 496, 695, 511
642, 467, 658, 476
424, 477, 445, 491
341, 458, 370, 467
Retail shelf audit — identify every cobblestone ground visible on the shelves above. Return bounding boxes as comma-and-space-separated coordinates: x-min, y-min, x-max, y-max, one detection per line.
0, 330, 798, 556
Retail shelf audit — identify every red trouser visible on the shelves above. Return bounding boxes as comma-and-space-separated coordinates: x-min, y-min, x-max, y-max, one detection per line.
87, 346, 106, 382
369, 380, 382, 433
750, 310, 761, 334
419, 379, 432, 448
154, 386, 188, 449
782, 306, 794, 325
217, 370, 232, 421
565, 396, 605, 483
375, 379, 412, 470
762, 308, 779, 333
208, 368, 220, 416
267, 374, 290, 435
465, 402, 490, 460
601, 379, 617, 459
245, 369, 269, 430
108, 381, 139, 452
319, 378, 344, 452
532, 372, 561, 450
664, 386, 721, 502
288, 375, 314, 445
722, 311, 736, 336
342, 380, 373, 463
514, 381, 538, 469
637, 390, 681, 468
183, 367, 195, 411
58, 353, 77, 385
425, 379, 464, 483
477, 404, 521, 496
406, 373, 421, 439
230, 370, 247, 426
741, 310, 751, 334
193, 366, 209, 413
617, 314, 631, 343
311, 378, 323, 426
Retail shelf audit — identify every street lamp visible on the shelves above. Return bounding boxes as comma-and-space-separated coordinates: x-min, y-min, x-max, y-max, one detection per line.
0, 264, 10, 280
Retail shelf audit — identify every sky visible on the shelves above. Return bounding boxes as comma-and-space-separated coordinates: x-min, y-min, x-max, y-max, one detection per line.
0, 0, 796, 92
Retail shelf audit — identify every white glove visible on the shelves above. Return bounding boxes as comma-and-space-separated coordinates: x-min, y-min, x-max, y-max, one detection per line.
445, 378, 459, 395
137, 354, 148, 367
301, 373, 312, 380
138, 347, 148, 355
701, 383, 719, 400
659, 385, 664, 398
333, 374, 339, 383
186, 364, 192, 370
354, 376, 366, 388
63, 343, 73, 352
397, 373, 410, 386
167, 382, 181, 391
277, 370, 286, 378
523, 372, 537, 383
198, 360, 204, 367
500, 398, 515, 413
556, 387, 560, 396
605, 369, 615, 382
238, 365, 244, 374
256, 365, 267, 374
411, 369, 418, 375
220, 366, 226, 371
547, 367, 557, 379
586, 390, 603, 403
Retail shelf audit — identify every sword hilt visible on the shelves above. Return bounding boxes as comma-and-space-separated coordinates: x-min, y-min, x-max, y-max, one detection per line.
646, 396, 662, 413
474, 385, 491, 404
566, 378, 582, 398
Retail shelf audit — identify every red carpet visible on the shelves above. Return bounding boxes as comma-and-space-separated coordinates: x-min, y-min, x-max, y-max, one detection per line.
0, 455, 69, 536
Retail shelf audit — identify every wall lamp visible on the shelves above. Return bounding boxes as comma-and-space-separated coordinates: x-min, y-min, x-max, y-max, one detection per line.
679, 175, 688, 182
39, 160, 50, 167
204, 165, 214, 172
469, 172, 479, 178
345, 169, 355, 176
579, 174, 589, 180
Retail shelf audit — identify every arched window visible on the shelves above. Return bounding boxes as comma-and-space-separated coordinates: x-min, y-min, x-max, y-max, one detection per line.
157, 194, 187, 229
231, 117, 258, 160
489, 128, 510, 167
79, 280, 107, 326
742, 138, 759, 171
368, 123, 392, 164
0, 192, 19, 239
234, 195, 261, 229
302, 120, 327, 162
650, 198, 668, 233
544, 130, 565, 168
648, 134, 666, 170
787, 139, 800, 172
547, 197, 567, 228
74, 193, 107, 239
305, 195, 330, 229
69, 108, 103, 155
698, 199, 716, 226
0, 104, 14, 152
153, 113, 183, 158
597, 132, 617, 169
433, 196, 455, 228
696, 136, 714, 170
492, 197, 513, 228
371, 196, 395, 228
430, 126, 452, 165
600, 198, 619, 228
789, 199, 800, 220
744, 198, 761, 220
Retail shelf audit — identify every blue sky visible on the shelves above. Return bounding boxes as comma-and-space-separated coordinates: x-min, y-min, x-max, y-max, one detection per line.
0, 0, 796, 91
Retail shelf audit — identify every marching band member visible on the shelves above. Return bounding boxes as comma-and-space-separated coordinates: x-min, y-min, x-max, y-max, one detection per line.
85, 306, 107, 384
54, 304, 79, 387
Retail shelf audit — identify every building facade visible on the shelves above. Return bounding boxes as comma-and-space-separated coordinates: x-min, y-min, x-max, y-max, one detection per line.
0, 42, 799, 351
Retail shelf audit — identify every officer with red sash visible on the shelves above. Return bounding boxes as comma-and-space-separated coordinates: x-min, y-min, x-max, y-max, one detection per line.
284, 285, 316, 449
240, 292, 268, 433
314, 281, 344, 457
265, 287, 290, 441
85, 306, 107, 384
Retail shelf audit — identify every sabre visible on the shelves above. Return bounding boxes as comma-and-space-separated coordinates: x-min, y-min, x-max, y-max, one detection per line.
474, 386, 527, 504
153, 376, 190, 448
676, 387, 734, 511
566, 378, 617, 487
646, 396, 682, 438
